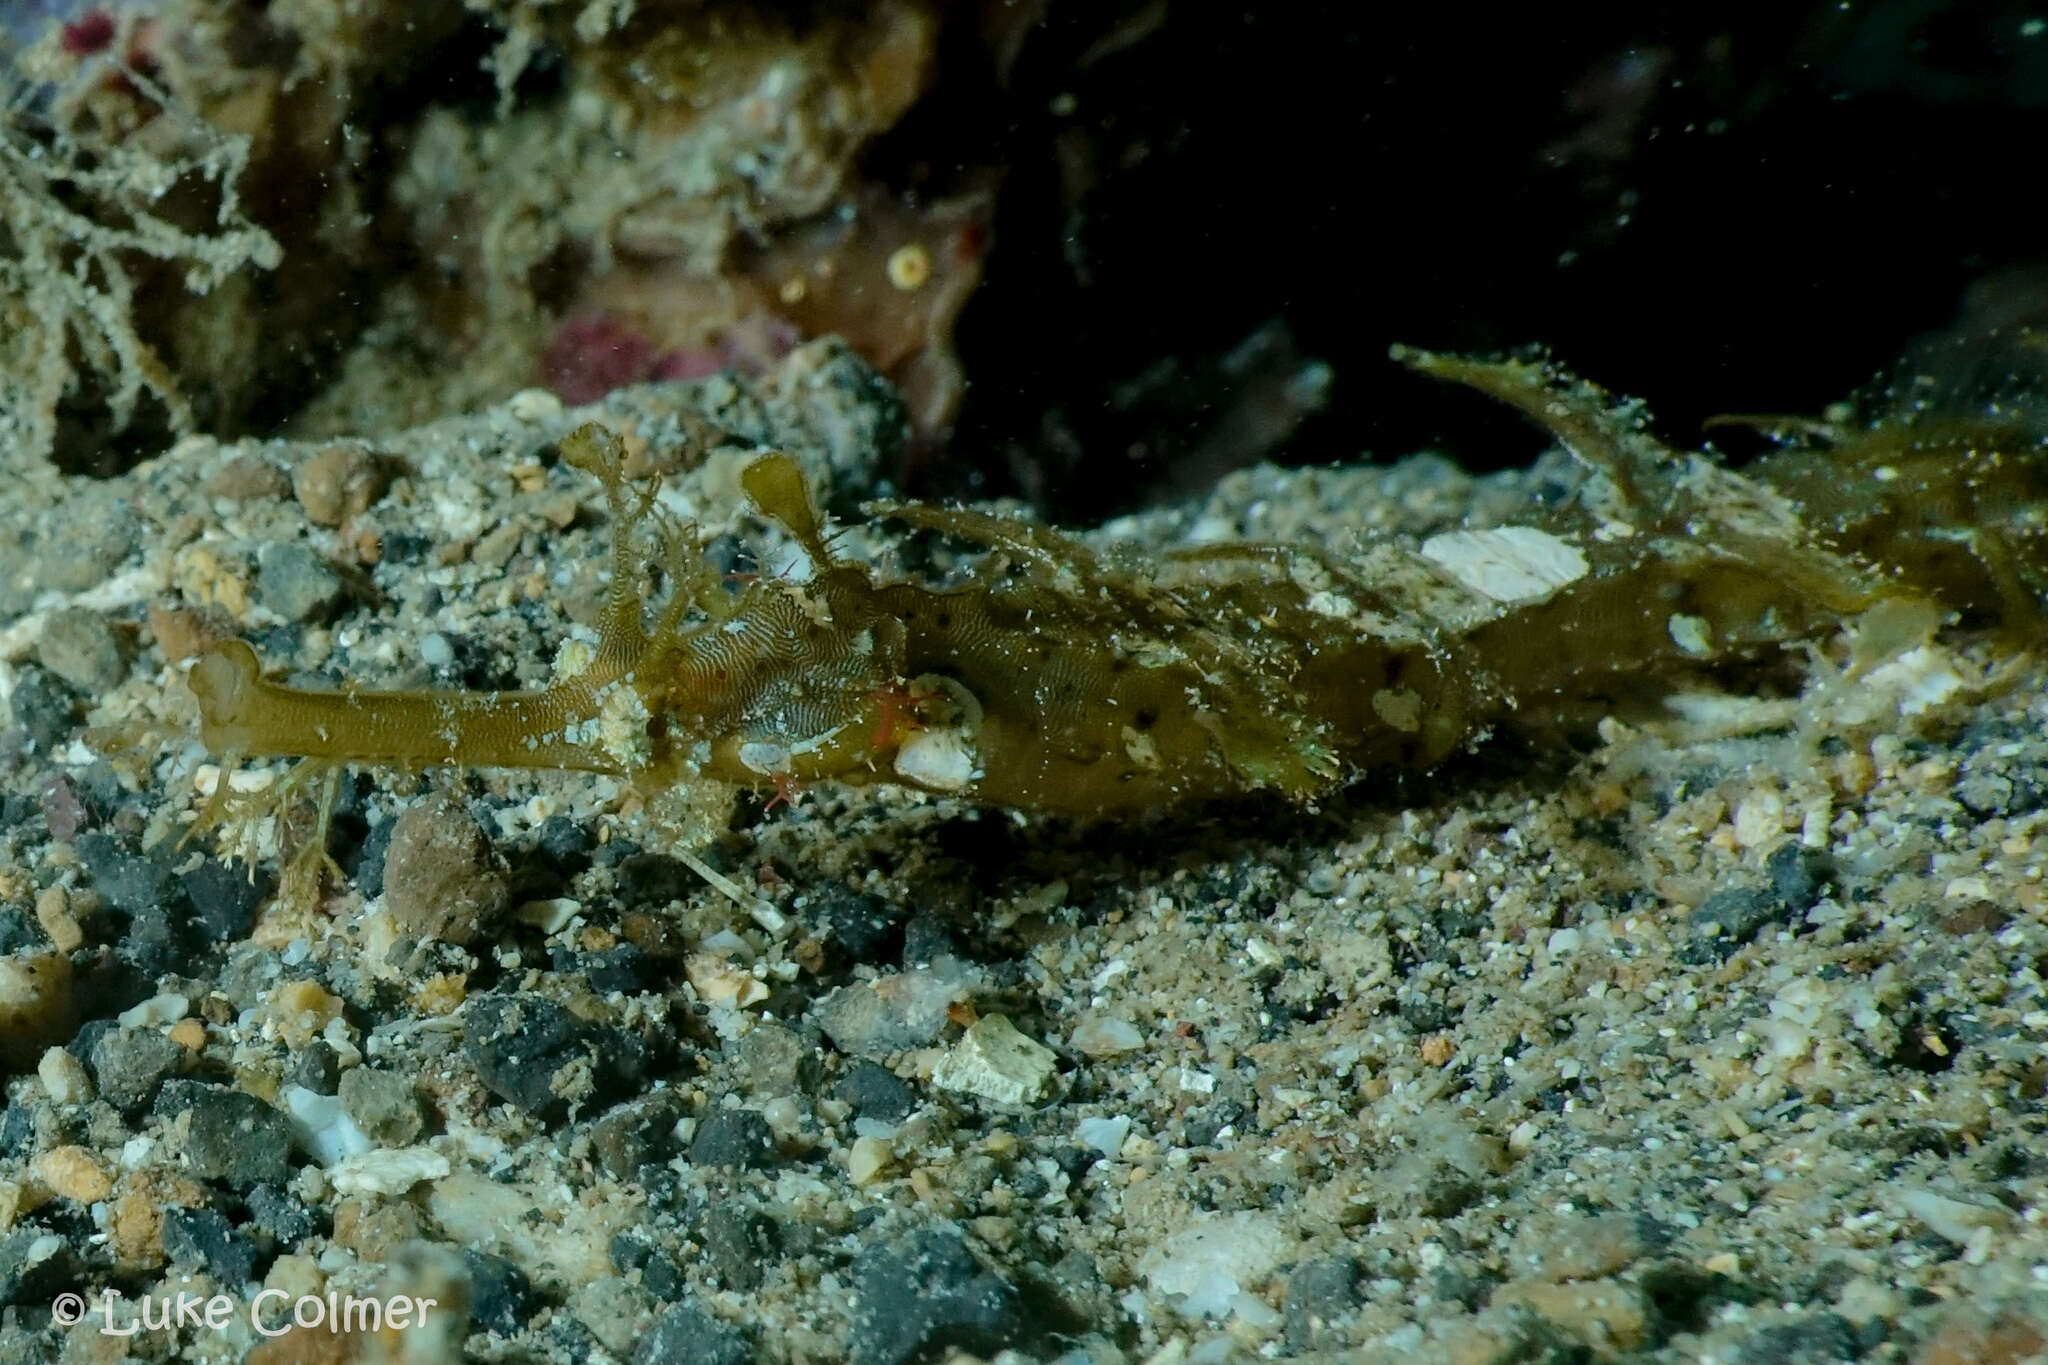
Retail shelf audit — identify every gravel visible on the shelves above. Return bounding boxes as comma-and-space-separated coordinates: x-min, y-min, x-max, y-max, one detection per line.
3, 353, 2045, 1365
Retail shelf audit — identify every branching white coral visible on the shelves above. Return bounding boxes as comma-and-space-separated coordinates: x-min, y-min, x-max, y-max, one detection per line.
0, 51, 280, 464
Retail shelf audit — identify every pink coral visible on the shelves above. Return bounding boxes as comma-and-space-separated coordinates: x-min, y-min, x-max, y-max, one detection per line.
59, 10, 116, 56
539, 313, 660, 405
541, 310, 804, 403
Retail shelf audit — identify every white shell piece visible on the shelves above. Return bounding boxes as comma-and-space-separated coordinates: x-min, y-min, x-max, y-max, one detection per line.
1420, 526, 1589, 604
1668, 613, 1713, 655
931, 1014, 1059, 1105
893, 726, 980, 792
737, 740, 791, 775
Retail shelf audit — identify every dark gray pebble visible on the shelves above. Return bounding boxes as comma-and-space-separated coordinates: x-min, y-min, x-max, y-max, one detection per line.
4, 665, 78, 750
256, 543, 346, 623
35, 606, 126, 693
1766, 843, 1833, 916
0, 1228, 80, 1308
0, 909, 36, 956
1285, 1255, 1364, 1351
588, 1090, 686, 1181
37, 504, 134, 594
462, 1248, 535, 1337
611, 1232, 689, 1302
1683, 887, 1784, 963
246, 1184, 318, 1244
846, 1227, 1028, 1365
689, 1109, 774, 1170
702, 1205, 780, 1292
290, 1039, 341, 1095
180, 857, 270, 944
632, 1301, 752, 1365
89, 1026, 184, 1112
464, 993, 647, 1122
804, 882, 901, 967
616, 852, 692, 908
155, 1080, 293, 1189
1730, 1311, 1864, 1364
830, 1060, 914, 1124
162, 1207, 260, 1286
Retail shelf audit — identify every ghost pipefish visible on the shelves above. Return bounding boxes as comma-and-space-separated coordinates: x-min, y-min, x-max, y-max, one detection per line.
174, 350, 2048, 900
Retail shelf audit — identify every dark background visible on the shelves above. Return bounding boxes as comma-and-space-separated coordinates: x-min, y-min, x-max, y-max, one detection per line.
883, 1, 2048, 516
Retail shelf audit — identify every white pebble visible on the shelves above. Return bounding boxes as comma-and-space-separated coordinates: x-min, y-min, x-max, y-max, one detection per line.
1898, 1187, 2013, 1246
117, 993, 190, 1029
1069, 1014, 1143, 1057
37, 1047, 94, 1105
280, 1085, 373, 1165
507, 388, 564, 423
1140, 1211, 1286, 1320
1734, 789, 1786, 847
932, 1015, 1059, 1106
1075, 1115, 1133, 1158
329, 1146, 451, 1197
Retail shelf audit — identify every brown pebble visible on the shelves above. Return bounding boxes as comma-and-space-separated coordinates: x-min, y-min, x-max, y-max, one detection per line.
108, 1168, 206, 1267
331, 1196, 426, 1261
1519, 1213, 1650, 1282
246, 1324, 352, 1365
147, 601, 238, 663
268, 979, 346, 1050
343, 519, 383, 565
36, 1145, 113, 1204
203, 454, 292, 502
36, 605, 127, 693
35, 886, 82, 953
1911, 1308, 2048, 1365
1832, 751, 1876, 797
293, 443, 388, 527
382, 794, 509, 947
1438, 1318, 1522, 1365
1490, 1278, 1649, 1350
533, 491, 581, 529
469, 521, 524, 570
620, 911, 683, 960
791, 936, 827, 976
1941, 899, 2009, 936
